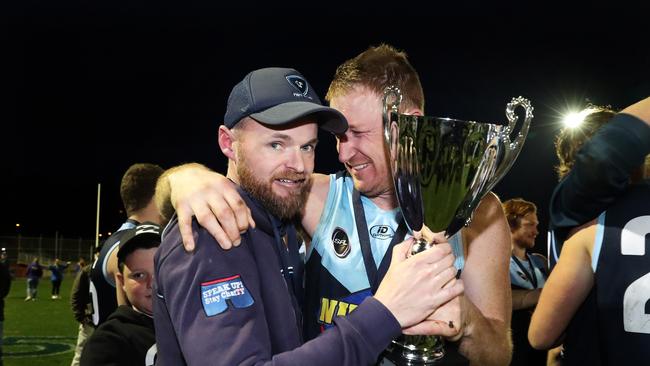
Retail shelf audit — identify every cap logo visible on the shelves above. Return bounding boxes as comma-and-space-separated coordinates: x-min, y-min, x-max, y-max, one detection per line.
331, 227, 351, 258
286, 75, 309, 96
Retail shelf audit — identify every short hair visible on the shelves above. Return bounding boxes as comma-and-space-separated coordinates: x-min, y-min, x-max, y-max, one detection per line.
326, 44, 424, 112
117, 240, 159, 273
554, 106, 617, 180
502, 198, 537, 230
120, 163, 164, 217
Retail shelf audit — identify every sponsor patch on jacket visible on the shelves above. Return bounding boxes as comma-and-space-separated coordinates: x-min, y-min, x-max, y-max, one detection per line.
200, 275, 253, 317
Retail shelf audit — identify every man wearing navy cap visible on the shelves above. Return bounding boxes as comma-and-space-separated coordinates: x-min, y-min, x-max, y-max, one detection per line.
153, 67, 463, 365
157, 46, 512, 365
81, 222, 160, 366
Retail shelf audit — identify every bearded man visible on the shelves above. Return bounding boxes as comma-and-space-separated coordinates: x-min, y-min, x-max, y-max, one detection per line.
152, 67, 464, 365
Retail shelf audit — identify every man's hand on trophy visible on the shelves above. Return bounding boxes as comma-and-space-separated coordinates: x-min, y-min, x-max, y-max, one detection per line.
401, 279, 464, 337
166, 163, 255, 251
409, 226, 447, 254
375, 238, 464, 330
408, 280, 466, 340
413, 225, 446, 243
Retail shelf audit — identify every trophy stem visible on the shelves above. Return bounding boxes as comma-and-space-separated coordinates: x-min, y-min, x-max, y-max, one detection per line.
387, 335, 445, 365
410, 238, 434, 256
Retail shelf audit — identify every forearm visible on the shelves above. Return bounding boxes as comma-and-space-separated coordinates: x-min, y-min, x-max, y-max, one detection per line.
154, 163, 210, 222
511, 289, 540, 310
272, 298, 401, 366
457, 297, 512, 366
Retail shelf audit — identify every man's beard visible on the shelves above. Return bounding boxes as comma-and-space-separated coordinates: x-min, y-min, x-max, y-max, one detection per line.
237, 153, 312, 221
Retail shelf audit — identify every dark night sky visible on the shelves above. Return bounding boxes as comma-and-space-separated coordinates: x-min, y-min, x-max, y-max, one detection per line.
3, 2, 649, 255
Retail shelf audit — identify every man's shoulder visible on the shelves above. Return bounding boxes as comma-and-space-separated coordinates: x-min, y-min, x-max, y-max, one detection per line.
157, 217, 183, 257
323, 171, 354, 200
156, 216, 258, 272
101, 224, 134, 248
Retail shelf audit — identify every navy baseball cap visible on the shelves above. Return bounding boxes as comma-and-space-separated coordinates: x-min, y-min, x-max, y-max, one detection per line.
224, 67, 348, 134
117, 222, 161, 264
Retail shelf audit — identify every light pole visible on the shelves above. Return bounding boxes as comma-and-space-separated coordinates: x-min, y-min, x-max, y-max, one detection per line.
95, 183, 101, 250
16, 223, 21, 259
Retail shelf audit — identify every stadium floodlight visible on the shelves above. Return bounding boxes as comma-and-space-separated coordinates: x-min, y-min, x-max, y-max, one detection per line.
562, 111, 583, 128
562, 108, 598, 129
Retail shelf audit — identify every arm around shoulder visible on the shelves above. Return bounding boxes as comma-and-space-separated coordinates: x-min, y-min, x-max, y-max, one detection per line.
550, 99, 650, 229
156, 162, 255, 251
155, 163, 211, 223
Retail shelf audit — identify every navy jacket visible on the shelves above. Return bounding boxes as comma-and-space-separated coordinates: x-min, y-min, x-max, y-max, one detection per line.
153, 188, 401, 366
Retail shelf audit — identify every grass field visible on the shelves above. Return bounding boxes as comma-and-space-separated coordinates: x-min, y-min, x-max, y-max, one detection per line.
4, 277, 78, 366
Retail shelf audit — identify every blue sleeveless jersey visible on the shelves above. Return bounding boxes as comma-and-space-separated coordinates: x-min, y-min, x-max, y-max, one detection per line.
304, 172, 465, 340
509, 254, 546, 290
89, 219, 138, 326
554, 182, 650, 365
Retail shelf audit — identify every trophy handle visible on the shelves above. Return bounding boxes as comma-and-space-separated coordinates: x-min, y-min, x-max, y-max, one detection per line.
451, 97, 533, 233
383, 88, 426, 235
382, 86, 402, 148
504, 96, 533, 152
484, 96, 533, 193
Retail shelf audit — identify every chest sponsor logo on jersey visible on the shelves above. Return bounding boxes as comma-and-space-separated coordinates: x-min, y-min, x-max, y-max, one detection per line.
331, 227, 351, 258
200, 274, 253, 317
516, 271, 528, 282
370, 225, 395, 240
317, 289, 372, 330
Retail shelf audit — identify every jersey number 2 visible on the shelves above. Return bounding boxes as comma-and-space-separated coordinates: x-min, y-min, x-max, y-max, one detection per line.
621, 215, 650, 334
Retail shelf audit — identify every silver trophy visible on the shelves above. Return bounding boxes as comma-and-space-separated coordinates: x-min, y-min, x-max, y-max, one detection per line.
382, 87, 533, 365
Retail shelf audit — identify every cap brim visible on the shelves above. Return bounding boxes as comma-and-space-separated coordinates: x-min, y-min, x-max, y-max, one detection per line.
117, 232, 160, 262
250, 101, 348, 135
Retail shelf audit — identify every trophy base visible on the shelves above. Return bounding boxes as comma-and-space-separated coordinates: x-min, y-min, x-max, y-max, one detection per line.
380, 337, 469, 366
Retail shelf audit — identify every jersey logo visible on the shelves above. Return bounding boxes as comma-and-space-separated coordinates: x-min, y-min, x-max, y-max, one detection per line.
318, 289, 372, 330
516, 271, 528, 282
200, 275, 254, 317
370, 225, 395, 240
286, 75, 310, 97
331, 227, 351, 258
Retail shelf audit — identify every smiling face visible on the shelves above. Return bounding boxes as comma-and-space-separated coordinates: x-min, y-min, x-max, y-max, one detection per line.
511, 212, 539, 250
231, 118, 318, 220
330, 87, 395, 207
117, 247, 157, 316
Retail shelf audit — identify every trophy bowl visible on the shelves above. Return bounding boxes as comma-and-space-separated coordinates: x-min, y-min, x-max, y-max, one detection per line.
382, 86, 533, 364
